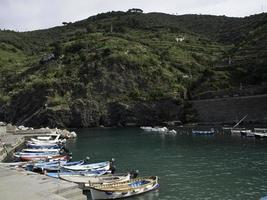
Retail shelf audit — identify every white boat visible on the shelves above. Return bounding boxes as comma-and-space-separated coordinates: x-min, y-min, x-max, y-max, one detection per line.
141, 126, 168, 133
89, 176, 159, 200
253, 128, 267, 138
240, 130, 254, 137
21, 148, 60, 153
61, 173, 131, 185
36, 134, 59, 140
62, 161, 111, 171
31, 134, 65, 144
192, 128, 215, 135
230, 128, 247, 134
254, 132, 267, 138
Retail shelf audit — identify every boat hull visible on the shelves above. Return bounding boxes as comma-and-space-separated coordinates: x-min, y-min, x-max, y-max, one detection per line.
62, 173, 130, 184
20, 154, 68, 162
90, 176, 159, 200
62, 161, 110, 171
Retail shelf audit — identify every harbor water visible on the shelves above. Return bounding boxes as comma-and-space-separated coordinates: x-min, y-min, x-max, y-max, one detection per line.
66, 127, 267, 200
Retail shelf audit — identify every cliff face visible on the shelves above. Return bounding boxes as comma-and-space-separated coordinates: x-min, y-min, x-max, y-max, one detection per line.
0, 11, 266, 127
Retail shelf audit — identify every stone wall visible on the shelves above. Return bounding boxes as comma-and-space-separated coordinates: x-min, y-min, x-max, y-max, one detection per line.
190, 94, 267, 124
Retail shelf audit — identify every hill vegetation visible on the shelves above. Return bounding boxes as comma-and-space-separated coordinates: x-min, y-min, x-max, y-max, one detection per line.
0, 11, 266, 127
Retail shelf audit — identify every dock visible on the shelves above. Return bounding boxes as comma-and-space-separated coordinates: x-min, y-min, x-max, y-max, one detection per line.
0, 124, 86, 200
0, 164, 86, 200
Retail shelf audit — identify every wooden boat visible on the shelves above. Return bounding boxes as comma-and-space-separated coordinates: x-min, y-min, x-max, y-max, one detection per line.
62, 161, 111, 171
61, 173, 131, 184
89, 176, 159, 200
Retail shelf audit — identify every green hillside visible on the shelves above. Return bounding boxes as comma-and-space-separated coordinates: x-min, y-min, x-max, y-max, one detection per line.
0, 11, 266, 127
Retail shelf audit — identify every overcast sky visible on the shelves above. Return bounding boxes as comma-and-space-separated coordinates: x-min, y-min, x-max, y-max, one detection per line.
0, 0, 266, 31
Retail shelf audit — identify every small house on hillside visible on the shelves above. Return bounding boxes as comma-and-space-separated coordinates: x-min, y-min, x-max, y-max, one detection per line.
127, 8, 143, 13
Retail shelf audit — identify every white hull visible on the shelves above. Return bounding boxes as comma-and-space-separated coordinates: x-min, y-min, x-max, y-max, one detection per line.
254, 132, 267, 138
90, 176, 159, 200
61, 173, 130, 184
62, 161, 110, 171
22, 148, 60, 153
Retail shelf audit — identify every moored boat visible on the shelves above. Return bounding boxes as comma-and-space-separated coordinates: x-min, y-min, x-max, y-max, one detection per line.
62, 161, 111, 171
192, 128, 215, 135
21, 148, 61, 153
240, 130, 254, 137
26, 142, 62, 149
33, 160, 84, 172
46, 169, 109, 178
253, 128, 267, 138
30, 134, 66, 144
141, 126, 168, 132
62, 173, 131, 185
18, 153, 68, 162
89, 176, 159, 200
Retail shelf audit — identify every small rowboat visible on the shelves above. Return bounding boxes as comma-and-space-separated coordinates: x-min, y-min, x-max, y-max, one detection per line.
21, 148, 60, 153
46, 169, 109, 178
89, 176, 159, 200
34, 160, 84, 172
62, 161, 111, 171
26, 142, 62, 149
192, 128, 215, 135
19, 154, 68, 162
61, 173, 131, 184
30, 134, 66, 144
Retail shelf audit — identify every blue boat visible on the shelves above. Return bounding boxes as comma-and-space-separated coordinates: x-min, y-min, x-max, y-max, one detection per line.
62, 161, 111, 171
27, 142, 62, 149
34, 160, 84, 172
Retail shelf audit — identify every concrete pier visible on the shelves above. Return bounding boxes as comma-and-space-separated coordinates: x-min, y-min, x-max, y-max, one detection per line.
0, 124, 87, 200
0, 165, 87, 200
0, 125, 24, 161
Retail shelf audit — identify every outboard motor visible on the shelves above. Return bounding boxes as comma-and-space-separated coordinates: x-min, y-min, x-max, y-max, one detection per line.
84, 156, 90, 163
110, 165, 116, 174
130, 169, 139, 179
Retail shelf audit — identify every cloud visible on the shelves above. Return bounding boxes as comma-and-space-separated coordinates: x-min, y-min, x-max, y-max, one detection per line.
0, 0, 265, 31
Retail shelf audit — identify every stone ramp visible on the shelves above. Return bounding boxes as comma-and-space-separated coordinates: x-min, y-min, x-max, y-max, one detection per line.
0, 165, 87, 200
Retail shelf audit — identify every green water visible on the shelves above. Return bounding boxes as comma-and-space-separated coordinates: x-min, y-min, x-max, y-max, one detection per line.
66, 127, 267, 200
